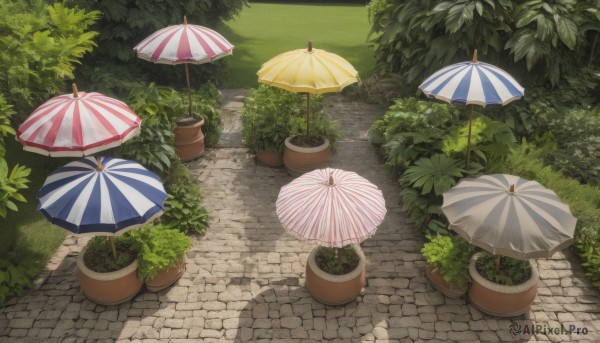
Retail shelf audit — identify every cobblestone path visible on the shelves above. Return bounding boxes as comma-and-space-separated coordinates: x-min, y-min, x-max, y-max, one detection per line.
1, 90, 599, 342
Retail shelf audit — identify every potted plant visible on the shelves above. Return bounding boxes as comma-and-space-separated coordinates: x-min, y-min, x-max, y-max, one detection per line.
77, 236, 142, 305
130, 224, 192, 292
241, 85, 324, 167
305, 244, 366, 305
421, 235, 474, 298
468, 252, 539, 317
284, 110, 342, 176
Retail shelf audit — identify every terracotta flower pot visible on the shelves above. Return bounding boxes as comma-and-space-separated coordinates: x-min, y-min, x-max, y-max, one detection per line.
305, 245, 366, 306
145, 259, 186, 292
468, 252, 539, 317
174, 117, 205, 162
256, 150, 284, 167
283, 137, 330, 176
425, 264, 467, 298
76, 246, 143, 305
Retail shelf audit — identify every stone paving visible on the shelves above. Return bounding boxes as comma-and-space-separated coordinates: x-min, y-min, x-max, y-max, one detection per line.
1, 90, 599, 342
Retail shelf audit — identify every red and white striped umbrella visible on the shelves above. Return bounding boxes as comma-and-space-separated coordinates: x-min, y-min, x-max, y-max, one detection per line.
276, 168, 386, 248
134, 16, 234, 116
16, 85, 141, 157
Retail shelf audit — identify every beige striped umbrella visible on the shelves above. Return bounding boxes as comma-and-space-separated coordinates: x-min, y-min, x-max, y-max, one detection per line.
276, 168, 386, 248
441, 174, 577, 260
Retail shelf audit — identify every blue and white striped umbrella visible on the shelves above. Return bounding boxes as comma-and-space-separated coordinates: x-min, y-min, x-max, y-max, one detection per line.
419, 60, 524, 107
38, 156, 168, 235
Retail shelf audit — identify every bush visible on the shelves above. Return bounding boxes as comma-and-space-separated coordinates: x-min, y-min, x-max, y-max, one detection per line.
191, 82, 223, 148
421, 235, 474, 290
83, 236, 138, 273
476, 252, 532, 286
241, 85, 326, 154
368, 0, 600, 92
130, 224, 192, 281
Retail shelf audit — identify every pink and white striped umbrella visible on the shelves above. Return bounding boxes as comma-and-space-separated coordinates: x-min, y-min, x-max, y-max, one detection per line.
133, 16, 233, 116
133, 19, 234, 65
276, 168, 387, 248
16, 85, 141, 157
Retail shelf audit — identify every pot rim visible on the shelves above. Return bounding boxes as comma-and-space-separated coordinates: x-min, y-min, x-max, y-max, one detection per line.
469, 252, 539, 293
175, 116, 205, 127
307, 244, 366, 283
77, 245, 139, 281
285, 136, 329, 153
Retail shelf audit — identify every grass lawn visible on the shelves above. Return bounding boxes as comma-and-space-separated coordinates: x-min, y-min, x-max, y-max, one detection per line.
2, 139, 67, 287
218, 2, 375, 88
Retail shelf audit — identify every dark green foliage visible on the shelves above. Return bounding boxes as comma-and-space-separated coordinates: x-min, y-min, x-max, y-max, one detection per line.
74, 0, 245, 92
118, 82, 182, 174
161, 182, 209, 236
315, 245, 360, 275
402, 154, 465, 196
83, 236, 138, 273
476, 252, 532, 286
368, 0, 600, 93
192, 83, 223, 148
421, 235, 474, 290
0, 258, 38, 304
576, 227, 600, 287
241, 85, 326, 154
130, 224, 192, 281
0, 0, 99, 117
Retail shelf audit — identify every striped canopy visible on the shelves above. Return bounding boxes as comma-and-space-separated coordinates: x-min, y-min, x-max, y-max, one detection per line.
134, 21, 234, 65
257, 42, 358, 94
441, 174, 577, 259
38, 157, 167, 236
16, 89, 141, 157
276, 168, 386, 248
418, 61, 524, 107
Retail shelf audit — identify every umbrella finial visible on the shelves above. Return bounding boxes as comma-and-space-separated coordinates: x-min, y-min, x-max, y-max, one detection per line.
307, 41, 312, 53
95, 156, 104, 172
184, 16, 187, 25
472, 49, 478, 63
72, 83, 79, 98
509, 184, 515, 193
328, 173, 334, 186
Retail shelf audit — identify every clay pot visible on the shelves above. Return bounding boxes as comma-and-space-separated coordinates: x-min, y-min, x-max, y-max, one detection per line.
283, 137, 329, 176
256, 150, 284, 167
468, 252, 539, 317
145, 259, 186, 292
425, 264, 467, 298
76, 247, 142, 305
174, 117, 205, 162
305, 245, 366, 306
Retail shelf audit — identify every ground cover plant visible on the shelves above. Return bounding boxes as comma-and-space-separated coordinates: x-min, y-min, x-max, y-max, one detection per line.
218, 2, 374, 88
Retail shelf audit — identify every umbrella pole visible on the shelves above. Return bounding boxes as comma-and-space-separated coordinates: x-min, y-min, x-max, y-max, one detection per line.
465, 104, 474, 168
109, 237, 117, 259
185, 63, 193, 117
306, 93, 311, 143
495, 255, 501, 273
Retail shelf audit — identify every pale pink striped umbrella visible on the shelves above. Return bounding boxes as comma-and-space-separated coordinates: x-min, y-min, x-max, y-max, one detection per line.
276, 168, 386, 247
133, 16, 234, 116
16, 84, 141, 157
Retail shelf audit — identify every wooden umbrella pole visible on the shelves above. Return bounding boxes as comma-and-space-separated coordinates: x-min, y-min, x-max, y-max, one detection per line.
72, 83, 79, 98
465, 104, 474, 168
185, 63, 193, 117
495, 254, 501, 273
95, 156, 103, 171
306, 93, 311, 143
109, 236, 117, 259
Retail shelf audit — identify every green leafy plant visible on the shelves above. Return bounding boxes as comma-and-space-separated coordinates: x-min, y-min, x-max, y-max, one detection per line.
119, 82, 183, 174
242, 85, 325, 154
161, 182, 209, 235
475, 251, 532, 286
83, 236, 138, 273
421, 235, 475, 290
130, 224, 192, 281
315, 245, 360, 275
192, 83, 223, 148
402, 154, 465, 196
576, 227, 600, 287
0, 258, 38, 304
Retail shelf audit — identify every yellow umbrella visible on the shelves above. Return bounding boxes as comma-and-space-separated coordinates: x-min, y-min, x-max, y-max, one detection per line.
257, 42, 358, 141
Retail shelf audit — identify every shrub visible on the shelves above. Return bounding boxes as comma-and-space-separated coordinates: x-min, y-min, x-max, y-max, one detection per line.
160, 171, 210, 236
130, 224, 192, 282
83, 236, 138, 273
192, 82, 223, 148
315, 246, 360, 275
0, 258, 38, 305
241, 85, 325, 154
476, 252, 532, 286
421, 235, 474, 290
